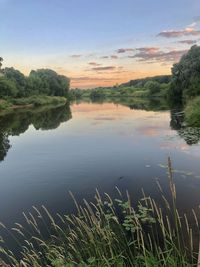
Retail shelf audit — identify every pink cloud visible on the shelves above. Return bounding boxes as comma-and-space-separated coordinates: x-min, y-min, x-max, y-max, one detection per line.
157, 27, 200, 38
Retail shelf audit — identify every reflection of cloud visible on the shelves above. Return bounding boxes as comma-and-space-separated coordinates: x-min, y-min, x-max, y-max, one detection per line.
160, 142, 189, 150
129, 48, 187, 63
94, 116, 116, 121
136, 117, 170, 137
138, 127, 160, 137
157, 27, 200, 38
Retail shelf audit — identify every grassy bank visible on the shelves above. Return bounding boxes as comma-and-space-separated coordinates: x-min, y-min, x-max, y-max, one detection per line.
0, 95, 67, 112
0, 158, 199, 266
185, 97, 200, 127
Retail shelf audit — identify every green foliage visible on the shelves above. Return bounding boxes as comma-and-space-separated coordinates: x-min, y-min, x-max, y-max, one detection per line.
185, 96, 200, 126
169, 45, 200, 101
0, 99, 12, 110
144, 81, 161, 95
0, 104, 72, 161
0, 66, 70, 100
28, 69, 70, 97
90, 88, 106, 99
0, 162, 197, 267
3, 67, 26, 96
70, 76, 170, 101
11, 95, 67, 107
0, 57, 3, 70
0, 77, 18, 98
122, 75, 171, 87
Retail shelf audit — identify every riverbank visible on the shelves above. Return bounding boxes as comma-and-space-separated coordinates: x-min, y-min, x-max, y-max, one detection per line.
0, 95, 67, 114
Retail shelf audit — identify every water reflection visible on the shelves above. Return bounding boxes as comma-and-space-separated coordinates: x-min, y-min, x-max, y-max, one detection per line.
0, 98, 200, 164
74, 97, 200, 145
170, 109, 200, 145
0, 98, 200, 256
0, 104, 72, 161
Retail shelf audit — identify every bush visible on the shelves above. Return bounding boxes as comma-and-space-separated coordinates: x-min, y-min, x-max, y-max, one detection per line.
0, 99, 12, 110
185, 96, 200, 126
0, 77, 18, 98
11, 96, 67, 107
144, 81, 161, 95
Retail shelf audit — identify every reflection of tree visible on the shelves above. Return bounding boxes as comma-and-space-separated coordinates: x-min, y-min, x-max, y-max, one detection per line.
112, 97, 169, 111
32, 104, 71, 130
0, 133, 11, 161
170, 109, 200, 145
0, 104, 72, 161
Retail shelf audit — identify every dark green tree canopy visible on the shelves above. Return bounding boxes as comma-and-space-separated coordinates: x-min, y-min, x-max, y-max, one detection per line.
28, 69, 70, 97
0, 77, 18, 98
144, 81, 161, 95
0, 66, 70, 98
0, 57, 3, 70
3, 67, 26, 97
169, 45, 200, 101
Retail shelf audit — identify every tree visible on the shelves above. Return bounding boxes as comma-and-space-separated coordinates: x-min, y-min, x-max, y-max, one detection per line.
144, 81, 161, 95
0, 77, 18, 98
169, 45, 200, 101
0, 57, 3, 70
28, 69, 70, 96
3, 67, 26, 96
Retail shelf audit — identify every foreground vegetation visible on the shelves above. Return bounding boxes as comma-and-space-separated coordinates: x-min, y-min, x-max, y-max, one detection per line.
0, 158, 199, 266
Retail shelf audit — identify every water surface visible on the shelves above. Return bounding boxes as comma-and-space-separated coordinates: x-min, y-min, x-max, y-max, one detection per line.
0, 100, 200, 233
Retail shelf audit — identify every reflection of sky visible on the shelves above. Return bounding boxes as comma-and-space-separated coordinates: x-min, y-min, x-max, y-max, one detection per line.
1, 0, 200, 87
69, 103, 200, 160
1, 102, 200, 234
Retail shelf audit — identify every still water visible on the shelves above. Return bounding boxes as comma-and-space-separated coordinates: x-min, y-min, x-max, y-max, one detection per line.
0, 99, 200, 233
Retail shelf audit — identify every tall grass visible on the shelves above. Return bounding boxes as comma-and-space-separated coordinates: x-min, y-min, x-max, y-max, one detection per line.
0, 158, 199, 266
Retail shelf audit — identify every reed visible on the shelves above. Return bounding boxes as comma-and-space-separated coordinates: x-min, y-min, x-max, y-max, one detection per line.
0, 159, 199, 266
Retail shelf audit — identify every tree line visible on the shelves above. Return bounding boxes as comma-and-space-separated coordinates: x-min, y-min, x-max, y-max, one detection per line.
0, 58, 70, 99
169, 45, 200, 102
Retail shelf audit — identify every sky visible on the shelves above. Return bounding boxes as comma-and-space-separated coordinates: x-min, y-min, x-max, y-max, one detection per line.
1, 0, 200, 88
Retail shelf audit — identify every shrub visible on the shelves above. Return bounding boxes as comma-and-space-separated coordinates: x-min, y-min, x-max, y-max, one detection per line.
185, 96, 200, 126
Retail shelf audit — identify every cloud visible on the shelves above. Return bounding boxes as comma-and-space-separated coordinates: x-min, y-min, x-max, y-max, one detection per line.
136, 47, 160, 53
71, 76, 111, 81
110, 55, 118, 59
71, 76, 121, 83
188, 17, 200, 28
157, 27, 200, 38
100, 56, 109, 59
91, 66, 116, 71
88, 62, 101, 66
129, 47, 188, 63
177, 39, 197, 45
116, 48, 134, 53
70, 54, 82, 58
